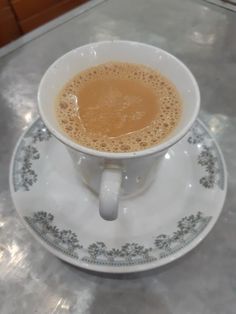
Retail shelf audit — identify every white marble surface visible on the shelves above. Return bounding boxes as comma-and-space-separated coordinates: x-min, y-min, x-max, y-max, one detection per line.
0, 0, 236, 313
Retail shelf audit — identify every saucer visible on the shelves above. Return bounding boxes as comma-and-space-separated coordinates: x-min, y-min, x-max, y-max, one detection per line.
10, 119, 227, 273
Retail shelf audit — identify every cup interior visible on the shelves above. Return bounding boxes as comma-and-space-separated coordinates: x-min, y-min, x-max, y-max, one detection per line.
38, 40, 200, 158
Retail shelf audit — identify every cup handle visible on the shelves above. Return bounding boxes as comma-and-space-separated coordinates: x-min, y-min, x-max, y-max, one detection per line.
99, 167, 122, 221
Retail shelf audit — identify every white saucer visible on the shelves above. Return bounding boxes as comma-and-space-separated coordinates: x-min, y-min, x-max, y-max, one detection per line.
10, 119, 227, 273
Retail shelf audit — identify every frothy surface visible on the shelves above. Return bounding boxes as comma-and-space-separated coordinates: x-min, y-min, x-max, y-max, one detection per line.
55, 62, 182, 152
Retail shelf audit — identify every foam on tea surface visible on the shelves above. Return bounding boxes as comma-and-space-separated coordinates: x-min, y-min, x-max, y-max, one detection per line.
55, 62, 182, 152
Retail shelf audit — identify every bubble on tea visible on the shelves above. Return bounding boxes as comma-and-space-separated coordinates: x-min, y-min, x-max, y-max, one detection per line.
55, 61, 182, 152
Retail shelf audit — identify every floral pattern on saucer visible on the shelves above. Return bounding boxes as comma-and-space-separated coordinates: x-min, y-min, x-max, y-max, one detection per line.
10, 118, 226, 272
188, 122, 225, 189
13, 120, 52, 192
24, 211, 82, 259
24, 210, 211, 266
154, 211, 211, 259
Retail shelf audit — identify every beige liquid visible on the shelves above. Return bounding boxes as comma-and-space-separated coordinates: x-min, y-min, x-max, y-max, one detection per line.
55, 62, 182, 152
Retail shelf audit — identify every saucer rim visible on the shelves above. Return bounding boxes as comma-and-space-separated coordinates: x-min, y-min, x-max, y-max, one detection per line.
9, 118, 227, 273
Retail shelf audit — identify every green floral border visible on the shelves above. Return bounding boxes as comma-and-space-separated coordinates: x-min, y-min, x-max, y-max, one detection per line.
13, 120, 52, 192
12, 118, 225, 266
24, 211, 211, 266
188, 121, 225, 190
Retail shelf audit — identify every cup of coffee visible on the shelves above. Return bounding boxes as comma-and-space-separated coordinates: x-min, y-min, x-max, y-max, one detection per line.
38, 40, 200, 221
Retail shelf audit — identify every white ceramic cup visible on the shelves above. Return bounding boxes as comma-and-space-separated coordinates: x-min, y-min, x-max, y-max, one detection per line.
38, 40, 200, 221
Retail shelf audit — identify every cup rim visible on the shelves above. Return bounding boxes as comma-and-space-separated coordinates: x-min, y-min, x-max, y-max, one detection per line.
38, 40, 200, 159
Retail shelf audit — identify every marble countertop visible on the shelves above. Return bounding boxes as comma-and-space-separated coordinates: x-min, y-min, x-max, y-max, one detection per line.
0, 0, 235, 313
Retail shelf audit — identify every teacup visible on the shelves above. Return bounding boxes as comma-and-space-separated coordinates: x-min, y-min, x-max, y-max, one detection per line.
38, 40, 200, 221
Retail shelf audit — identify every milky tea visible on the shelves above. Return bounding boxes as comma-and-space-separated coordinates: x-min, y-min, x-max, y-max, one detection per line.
55, 62, 182, 152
